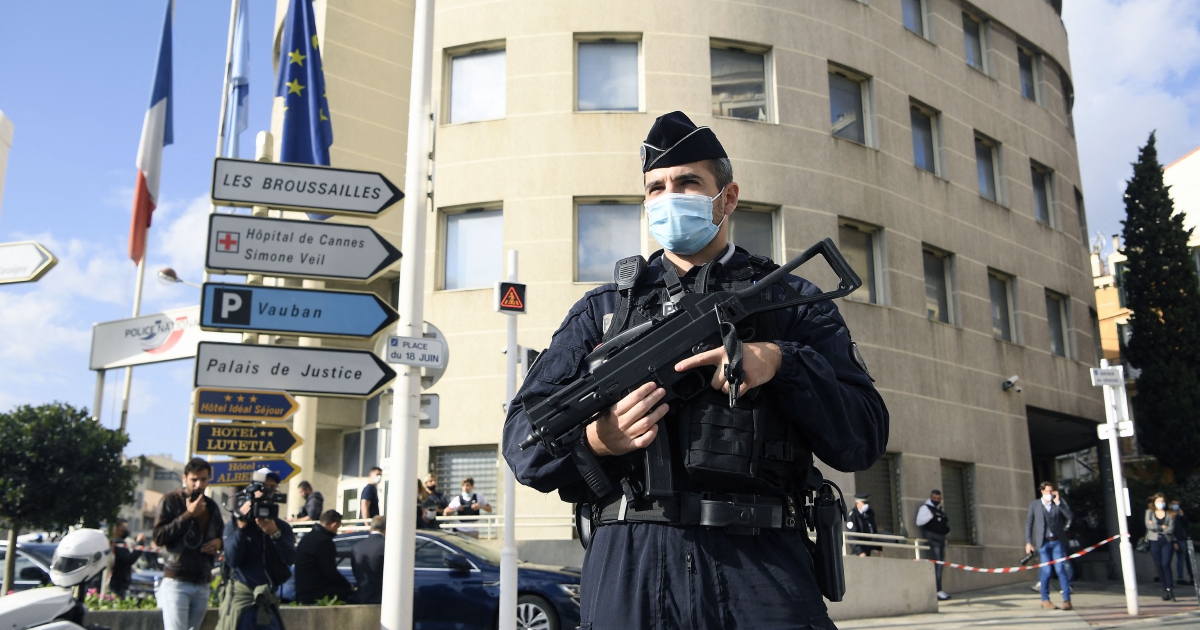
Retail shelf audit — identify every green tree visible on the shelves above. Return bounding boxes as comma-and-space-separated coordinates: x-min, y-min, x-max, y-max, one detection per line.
0, 403, 136, 596
1121, 132, 1200, 478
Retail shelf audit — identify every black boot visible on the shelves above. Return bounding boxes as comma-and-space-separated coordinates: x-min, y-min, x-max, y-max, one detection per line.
1163, 588, 1170, 601
1166, 587, 1176, 601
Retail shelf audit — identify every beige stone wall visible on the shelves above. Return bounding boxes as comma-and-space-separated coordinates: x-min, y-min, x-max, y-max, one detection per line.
0, 110, 12, 220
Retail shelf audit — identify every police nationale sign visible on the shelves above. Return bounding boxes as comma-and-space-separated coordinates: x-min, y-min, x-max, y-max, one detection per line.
209, 459, 300, 486
211, 158, 404, 217
194, 422, 303, 457
90, 306, 239, 371
195, 387, 299, 422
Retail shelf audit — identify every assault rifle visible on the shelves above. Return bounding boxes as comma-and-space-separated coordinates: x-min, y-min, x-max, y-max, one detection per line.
517, 238, 861, 498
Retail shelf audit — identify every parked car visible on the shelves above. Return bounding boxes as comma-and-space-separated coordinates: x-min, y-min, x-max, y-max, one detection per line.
278, 530, 580, 630
0, 542, 57, 591
128, 551, 165, 598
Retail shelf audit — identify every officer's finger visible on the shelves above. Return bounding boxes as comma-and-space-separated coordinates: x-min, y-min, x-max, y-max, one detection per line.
624, 402, 668, 437
628, 423, 660, 450
618, 388, 666, 429
675, 347, 726, 373
611, 382, 660, 417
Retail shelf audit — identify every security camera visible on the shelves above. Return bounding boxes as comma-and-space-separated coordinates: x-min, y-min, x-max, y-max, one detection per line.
1002, 375, 1022, 392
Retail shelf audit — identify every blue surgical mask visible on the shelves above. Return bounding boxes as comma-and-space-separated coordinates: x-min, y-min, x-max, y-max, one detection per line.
646, 186, 727, 255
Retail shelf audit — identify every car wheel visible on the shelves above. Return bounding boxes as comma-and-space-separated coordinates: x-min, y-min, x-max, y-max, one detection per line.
515, 594, 558, 630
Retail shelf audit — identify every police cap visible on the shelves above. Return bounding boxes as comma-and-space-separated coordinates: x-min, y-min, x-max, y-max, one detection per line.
640, 111, 727, 173
854, 492, 870, 501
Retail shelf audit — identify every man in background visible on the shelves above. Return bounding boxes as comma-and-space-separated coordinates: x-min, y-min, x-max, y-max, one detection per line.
847, 493, 880, 557
916, 489, 951, 601
153, 458, 224, 630
109, 519, 144, 598
294, 510, 355, 605
444, 478, 492, 539
360, 467, 383, 520
1025, 482, 1073, 611
290, 481, 324, 523
351, 516, 386, 604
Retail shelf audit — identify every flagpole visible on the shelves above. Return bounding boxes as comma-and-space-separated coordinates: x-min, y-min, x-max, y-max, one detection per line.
119, 250, 148, 434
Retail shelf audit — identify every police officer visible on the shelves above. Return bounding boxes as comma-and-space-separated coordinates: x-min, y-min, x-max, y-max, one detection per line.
503, 111, 889, 628
916, 489, 951, 601
847, 493, 880, 557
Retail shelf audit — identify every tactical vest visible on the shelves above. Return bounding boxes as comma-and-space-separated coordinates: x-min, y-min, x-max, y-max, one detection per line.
456, 493, 480, 517
923, 504, 950, 536
600, 248, 816, 499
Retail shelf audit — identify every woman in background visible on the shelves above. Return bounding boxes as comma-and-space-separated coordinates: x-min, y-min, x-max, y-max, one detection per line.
1145, 492, 1177, 601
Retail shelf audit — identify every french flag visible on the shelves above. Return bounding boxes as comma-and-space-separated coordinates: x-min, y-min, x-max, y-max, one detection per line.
129, 0, 174, 263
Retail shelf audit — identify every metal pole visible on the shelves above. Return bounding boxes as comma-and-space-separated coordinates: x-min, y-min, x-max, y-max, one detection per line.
380, 0, 434, 625
500, 251, 519, 630
1100, 360, 1138, 616
119, 254, 148, 434
93, 369, 105, 424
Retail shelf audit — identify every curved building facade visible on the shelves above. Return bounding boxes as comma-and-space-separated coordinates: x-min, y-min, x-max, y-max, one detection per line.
285, 0, 1102, 591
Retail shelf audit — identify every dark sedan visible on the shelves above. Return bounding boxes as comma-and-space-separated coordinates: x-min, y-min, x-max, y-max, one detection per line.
0, 542, 57, 591
280, 530, 580, 630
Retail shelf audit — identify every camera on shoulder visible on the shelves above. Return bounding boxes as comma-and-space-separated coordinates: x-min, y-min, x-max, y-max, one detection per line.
235, 468, 287, 521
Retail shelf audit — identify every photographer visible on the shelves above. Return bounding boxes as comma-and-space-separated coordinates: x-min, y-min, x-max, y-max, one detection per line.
152, 458, 224, 630
218, 471, 296, 630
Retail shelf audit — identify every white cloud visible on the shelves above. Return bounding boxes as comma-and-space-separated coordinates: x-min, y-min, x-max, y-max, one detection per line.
1065, 0, 1200, 250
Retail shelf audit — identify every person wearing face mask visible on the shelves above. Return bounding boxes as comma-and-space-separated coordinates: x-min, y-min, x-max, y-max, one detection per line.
1170, 500, 1194, 586
360, 466, 383, 520
1025, 482, 1073, 610
846, 493, 880, 557
502, 111, 888, 629
1146, 492, 1177, 600
916, 490, 951, 600
443, 478, 492, 538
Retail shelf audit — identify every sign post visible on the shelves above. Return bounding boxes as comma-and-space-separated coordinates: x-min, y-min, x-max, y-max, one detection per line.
496, 251, 521, 630
0, 241, 56, 285
1091, 362, 1138, 616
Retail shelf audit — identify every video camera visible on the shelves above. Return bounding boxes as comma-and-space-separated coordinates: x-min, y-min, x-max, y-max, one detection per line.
235, 468, 287, 521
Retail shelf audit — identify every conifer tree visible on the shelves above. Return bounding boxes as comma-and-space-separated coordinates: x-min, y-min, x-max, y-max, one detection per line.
1121, 132, 1200, 478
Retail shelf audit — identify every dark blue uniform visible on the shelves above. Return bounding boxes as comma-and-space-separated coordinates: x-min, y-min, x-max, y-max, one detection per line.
503, 248, 889, 629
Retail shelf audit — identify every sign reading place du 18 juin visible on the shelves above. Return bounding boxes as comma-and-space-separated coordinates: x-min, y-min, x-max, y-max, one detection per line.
195, 341, 396, 398
204, 214, 401, 282
211, 158, 404, 217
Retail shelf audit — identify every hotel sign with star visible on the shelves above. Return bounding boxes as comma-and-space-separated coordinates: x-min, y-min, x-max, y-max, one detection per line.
194, 421, 304, 457
196, 387, 300, 422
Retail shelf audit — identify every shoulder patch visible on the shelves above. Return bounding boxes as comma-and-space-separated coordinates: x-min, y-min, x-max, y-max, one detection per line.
850, 342, 873, 381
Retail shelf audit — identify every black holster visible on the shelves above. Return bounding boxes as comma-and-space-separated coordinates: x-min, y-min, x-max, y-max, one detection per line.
809, 481, 847, 602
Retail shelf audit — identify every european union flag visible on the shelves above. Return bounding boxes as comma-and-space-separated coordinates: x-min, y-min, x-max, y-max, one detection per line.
276, 0, 332, 167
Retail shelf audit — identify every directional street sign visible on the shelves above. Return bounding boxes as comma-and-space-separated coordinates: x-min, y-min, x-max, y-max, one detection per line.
209, 459, 300, 486
201, 282, 398, 339
1090, 367, 1124, 387
211, 158, 403, 217
196, 387, 299, 421
196, 341, 396, 397
0, 241, 57, 285
495, 281, 526, 314
194, 421, 304, 457
1098, 421, 1135, 441
385, 335, 446, 368
205, 214, 401, 282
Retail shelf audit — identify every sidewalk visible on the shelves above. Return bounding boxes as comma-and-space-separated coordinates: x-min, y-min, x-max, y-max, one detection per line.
836, 581, 1200, 629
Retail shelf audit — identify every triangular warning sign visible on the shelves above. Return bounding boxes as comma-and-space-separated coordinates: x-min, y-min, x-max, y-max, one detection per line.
500, 286, 524, 309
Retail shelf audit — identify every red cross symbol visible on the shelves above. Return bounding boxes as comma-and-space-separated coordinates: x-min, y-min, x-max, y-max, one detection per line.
217, 231, 239, 252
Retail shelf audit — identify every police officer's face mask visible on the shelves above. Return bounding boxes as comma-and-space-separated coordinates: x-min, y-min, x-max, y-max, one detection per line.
646, 185, 727, 255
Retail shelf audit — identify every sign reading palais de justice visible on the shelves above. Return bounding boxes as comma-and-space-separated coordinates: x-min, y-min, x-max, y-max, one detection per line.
0, 241, 57, 285
209, 459, 300, 487
90, 306, 239, 371
201, 282, 398, 339
204, 214, 401, 282
195, 387, 299, 421
195, 341, 396, 397
194, 421, 302, 457
211, 158, 404, 217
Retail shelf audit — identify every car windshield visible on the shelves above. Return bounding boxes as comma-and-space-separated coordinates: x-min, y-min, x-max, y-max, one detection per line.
437, 534, 500, 564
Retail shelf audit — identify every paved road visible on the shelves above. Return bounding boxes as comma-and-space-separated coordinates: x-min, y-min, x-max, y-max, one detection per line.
837, 581, 1199, 629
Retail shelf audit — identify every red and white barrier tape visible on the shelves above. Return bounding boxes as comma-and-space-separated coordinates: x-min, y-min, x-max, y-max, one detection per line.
113, 542, 163, 553
915, 535, 1121, 573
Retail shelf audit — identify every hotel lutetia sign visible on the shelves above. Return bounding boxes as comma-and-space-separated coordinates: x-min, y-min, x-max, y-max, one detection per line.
193, 421, 303, 457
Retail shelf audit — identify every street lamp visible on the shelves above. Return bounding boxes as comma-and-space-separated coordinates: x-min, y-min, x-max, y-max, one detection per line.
158, 267, 201, 288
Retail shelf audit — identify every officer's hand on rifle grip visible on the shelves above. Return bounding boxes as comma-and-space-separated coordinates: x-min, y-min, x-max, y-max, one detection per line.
675, 341, 783, 395
585, 382, 669, 457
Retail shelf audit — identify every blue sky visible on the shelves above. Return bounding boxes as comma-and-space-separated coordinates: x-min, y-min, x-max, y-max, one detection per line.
0, 1, 1198, 462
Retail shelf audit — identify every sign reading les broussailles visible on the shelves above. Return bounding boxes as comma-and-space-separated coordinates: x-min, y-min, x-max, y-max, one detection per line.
195, 387, 299, 421
211, 158, 404, 217
194, 422, 303, 457
205, 214, 401, 282
209, 459, 300, 486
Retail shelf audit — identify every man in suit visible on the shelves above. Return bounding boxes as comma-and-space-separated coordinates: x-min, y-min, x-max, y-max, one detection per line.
351, 516, 386, 605
294, 510, 355, 604
1025, 481, 1074, 610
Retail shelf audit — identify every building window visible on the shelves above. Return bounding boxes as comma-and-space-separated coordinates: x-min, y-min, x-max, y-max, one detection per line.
975, 134, 999, 202
1031, 162, 1054, 226
940, 461, 976, 545
444, 208, 503, 290
829, 67, 870, 145
989, 270, 1015, 342
855, 453, 900, 534
839, 222, 880, 304
910, 101, 939, 175
1062, 72, 1075, 135
902, 0, 926, 37
577, 39, 639, 112
431, 446, 498, 507
711, 44, 771, 122
1114, 261, 1128, 308
341, 489, 358, 519
729, 206, 775, 259
923, 247, 953, 324
577, 202, 642, 282
342, 431, 361, 478
962, 14, 985, 72
449, 48, 506, 123
1019, 48, 1038, 102
1090, 307, 1102, 365
1046, 291, 1069, 358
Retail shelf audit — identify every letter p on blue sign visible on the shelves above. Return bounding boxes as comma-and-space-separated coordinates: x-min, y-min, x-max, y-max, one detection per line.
213, 288, 253, 325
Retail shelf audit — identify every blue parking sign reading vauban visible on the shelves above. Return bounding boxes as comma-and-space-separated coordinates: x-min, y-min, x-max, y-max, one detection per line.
200, 282, 398, 339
